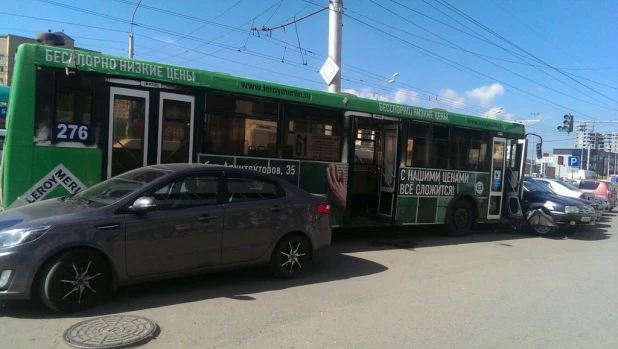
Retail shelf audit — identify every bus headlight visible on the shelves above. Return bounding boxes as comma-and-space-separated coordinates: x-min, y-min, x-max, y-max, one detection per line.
0, 226, 51, 249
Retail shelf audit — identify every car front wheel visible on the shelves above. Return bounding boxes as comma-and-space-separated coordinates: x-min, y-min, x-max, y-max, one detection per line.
270, 234, 310, 279
533, 225, 556, 236
39, 249, 111, 313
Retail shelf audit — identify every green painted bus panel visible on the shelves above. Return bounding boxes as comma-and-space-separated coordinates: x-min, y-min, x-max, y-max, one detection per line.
29, 44, 525, 134
394, 196, 418, 223
7, 147, 102, 206
395, 168, 490, 225
2, 44, 37, 208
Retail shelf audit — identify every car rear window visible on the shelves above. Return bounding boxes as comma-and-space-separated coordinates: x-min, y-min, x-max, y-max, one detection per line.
579, 181, 599, 190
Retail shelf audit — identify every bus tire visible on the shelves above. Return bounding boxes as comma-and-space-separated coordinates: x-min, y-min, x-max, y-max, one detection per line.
446, 199, 474, 237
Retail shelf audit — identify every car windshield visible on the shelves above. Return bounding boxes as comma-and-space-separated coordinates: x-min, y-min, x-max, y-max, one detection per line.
524, 179, 554, 194
557, 180, 580, 191
68, 168, 169, 208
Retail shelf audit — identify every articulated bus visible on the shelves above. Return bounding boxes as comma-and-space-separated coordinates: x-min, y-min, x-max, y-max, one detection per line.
0, 43, 544, 235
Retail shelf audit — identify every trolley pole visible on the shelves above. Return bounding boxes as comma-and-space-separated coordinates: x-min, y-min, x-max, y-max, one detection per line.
328, 0, 343, 93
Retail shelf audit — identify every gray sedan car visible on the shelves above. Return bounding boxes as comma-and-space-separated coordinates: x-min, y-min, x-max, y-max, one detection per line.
0, 164, 332, 313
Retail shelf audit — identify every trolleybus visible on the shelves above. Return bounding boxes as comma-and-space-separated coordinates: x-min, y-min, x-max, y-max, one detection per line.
0, 43, 546, 235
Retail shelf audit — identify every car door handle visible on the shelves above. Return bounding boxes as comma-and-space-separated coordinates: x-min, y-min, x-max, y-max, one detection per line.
198, 214, 219, 222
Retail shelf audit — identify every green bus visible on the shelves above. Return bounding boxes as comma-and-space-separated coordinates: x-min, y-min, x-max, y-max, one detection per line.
0, 43, 543, 235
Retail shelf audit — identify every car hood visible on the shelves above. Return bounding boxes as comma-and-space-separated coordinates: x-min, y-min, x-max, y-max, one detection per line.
527, 191, 589, 206
0, 198, 96, 230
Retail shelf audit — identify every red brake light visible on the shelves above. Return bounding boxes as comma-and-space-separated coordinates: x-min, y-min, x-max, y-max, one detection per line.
315, 203, 331, 214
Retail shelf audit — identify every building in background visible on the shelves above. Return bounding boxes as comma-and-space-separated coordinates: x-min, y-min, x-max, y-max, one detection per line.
0, 32, 99, 86
550, 148, 617, 179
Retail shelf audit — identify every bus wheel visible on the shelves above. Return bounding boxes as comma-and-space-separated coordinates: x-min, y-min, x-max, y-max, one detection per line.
39, 249, 110, 313
446, 199, 474, 237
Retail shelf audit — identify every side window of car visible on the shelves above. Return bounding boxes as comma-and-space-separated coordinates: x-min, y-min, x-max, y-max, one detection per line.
152, 175, 219, 209
225, 175, 284, 203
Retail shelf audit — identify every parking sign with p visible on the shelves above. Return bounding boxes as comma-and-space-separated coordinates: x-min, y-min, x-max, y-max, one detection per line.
568, 156, 580, 167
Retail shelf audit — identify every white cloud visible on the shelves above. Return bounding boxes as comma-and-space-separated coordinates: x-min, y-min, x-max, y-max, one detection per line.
154, 35, 175, 44
465, 83, 504, 107
436, 88, 467, 109
341, 87, 420, 104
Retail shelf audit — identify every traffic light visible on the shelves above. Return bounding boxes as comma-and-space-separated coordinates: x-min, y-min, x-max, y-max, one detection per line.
557, 114, 574, 133
558, 156, 564, 165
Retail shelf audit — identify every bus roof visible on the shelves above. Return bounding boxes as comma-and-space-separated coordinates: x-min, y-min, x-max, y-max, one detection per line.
0, 85, 9, 103
17, 43, 524, 134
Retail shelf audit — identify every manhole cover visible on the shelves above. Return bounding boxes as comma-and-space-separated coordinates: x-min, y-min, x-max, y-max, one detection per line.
63, 315, 158, 348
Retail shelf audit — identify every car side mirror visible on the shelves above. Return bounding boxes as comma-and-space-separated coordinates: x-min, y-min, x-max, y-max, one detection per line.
129, 196, 157, 212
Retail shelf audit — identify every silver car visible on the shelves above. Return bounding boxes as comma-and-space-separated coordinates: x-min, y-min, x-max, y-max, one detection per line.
0, 164, 332, 313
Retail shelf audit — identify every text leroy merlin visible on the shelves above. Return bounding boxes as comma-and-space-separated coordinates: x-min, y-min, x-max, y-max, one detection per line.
25, 168, 83, 203
45, 49, 196, 82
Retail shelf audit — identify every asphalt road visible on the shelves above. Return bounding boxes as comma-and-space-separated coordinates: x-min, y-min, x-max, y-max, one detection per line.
2, 214, 617, 349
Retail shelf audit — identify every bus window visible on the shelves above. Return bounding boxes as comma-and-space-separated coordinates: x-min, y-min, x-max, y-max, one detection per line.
203, 92, 278, 157
355, 129, 376, 164
283, 104, 341, 162
450, 128, 489, 171
34, 69, 99, 147
405, 123, 449, 169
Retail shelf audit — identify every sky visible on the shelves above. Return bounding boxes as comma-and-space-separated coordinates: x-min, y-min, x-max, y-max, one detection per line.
1, 0, 617, 153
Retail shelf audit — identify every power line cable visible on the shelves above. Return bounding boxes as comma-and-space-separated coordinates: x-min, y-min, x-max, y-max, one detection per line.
364, 1, 617, 112
489, 0, 618, 84
343, 13, 601, 121
432, 0, 618, 105
142, 0, 245, 55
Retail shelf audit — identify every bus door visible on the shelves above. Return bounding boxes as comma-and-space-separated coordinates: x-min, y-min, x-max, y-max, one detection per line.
504, 139, 525, 218
488, 137, 507, 219
157, 92, 195, 164
108, 87, 150, 178
377, 124, 398, 218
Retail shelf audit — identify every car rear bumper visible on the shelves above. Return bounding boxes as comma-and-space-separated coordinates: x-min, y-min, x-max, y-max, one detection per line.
312, 245, 332, 261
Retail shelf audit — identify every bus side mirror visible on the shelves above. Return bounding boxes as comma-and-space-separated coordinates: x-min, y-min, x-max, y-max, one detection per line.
536, 143, 542, 160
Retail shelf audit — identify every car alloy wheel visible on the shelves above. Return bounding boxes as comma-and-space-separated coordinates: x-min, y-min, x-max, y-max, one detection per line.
270, 235, 309, 279
39, 249, 110, 313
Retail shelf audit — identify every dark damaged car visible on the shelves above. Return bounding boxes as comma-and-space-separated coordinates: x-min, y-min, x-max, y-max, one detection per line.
522, 178, 596, 235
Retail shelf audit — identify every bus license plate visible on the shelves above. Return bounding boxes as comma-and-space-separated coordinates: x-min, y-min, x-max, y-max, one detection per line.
581, 216, 591, 222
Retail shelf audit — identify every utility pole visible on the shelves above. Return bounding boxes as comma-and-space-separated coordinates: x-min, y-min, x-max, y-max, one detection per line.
128, 0, 143, 58
328, 0, 343, 93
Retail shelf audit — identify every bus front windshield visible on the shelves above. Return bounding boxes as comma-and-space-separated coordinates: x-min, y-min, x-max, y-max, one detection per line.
68, 168, 169, 208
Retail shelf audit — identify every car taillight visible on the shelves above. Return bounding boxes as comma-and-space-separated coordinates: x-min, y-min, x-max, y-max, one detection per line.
315, 203, 331, 214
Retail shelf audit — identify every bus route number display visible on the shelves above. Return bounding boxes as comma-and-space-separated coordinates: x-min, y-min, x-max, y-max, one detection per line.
54, 122, 90, 142
293, 132, 340, 162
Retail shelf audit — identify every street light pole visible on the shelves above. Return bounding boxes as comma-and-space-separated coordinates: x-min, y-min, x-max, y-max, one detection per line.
374, 72, 398, 100
128, 0, 143, 58
327, 0, 343, 93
